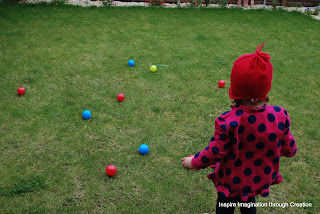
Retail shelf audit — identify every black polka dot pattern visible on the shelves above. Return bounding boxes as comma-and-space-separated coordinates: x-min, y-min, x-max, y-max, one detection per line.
233, 176, 241, 184
232, 138, 237, 144
248, 115, 256, 124
223, 183, 231, 189
290, 140, 295, 148
238, 126, 245, 134
219, 170, 224, 178
220, 125, 227, 132
194, 152, 200, 158
229, 151, 236, 160
277, 140, 283, 148
262, 183, 269, 189
272, 172, 277, 179
244, 168, 252, 176
256, 142, 265, 150
218, 191, 225, 196
268, 133, 277, 141
226, 168, 232, 175
273, 106, 281, 112
234, 159, 242, 167
254, 159, 262, 167
236, 109, 244, 116
230, 121, 238, 128
278, 122, 285, 131
212, 147, 219, 154
268, 113, 275, 122
264, 167, 271, 174
285, 119, 290, 128
266, 150, 274, 157
253, 176, 261, 183
201, 156, 209, 163
273, 157, 280, 163
222, 111, 230, 115
238, 143, 243, 150
284, 129, 289, 135
258, 124, 266, 132
247, 134, 256, 142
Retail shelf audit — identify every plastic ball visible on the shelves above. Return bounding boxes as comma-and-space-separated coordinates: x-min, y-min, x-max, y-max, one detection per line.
139, 144, 149, 155
17, 87, 25, 95
218, 80, 225, 88
128, 59, 135, 67
82, 110, 91, 119
150, 65, 157, 72
106, 165, 117, 176
117, 93, 125, 102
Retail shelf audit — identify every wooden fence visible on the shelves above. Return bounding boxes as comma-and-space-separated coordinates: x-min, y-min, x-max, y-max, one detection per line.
253, 0, 319, 6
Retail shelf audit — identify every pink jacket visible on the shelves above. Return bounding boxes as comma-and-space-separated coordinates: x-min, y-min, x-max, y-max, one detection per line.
192, 105, 297, 201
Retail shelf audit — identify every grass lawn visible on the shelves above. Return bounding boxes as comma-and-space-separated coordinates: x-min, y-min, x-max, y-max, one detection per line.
0, 1, 319, 213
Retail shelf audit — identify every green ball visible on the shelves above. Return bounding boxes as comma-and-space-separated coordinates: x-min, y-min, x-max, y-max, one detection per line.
150, 65, 157, 72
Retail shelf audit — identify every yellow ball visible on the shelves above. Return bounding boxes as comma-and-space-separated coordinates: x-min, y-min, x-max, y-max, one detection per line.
150, 65, 157, 72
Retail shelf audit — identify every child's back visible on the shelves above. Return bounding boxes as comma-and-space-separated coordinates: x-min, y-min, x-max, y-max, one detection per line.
192, 104, 297, 201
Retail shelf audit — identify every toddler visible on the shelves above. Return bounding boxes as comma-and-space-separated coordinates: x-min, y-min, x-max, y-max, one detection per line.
181, 44, 297, 214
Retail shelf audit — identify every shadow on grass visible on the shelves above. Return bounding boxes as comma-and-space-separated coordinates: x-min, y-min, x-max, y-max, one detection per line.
0, 175, 47, 197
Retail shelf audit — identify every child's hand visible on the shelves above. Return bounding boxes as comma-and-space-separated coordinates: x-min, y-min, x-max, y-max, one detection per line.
181, 155, 194, 170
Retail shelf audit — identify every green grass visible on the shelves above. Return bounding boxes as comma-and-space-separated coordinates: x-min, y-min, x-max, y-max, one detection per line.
0, 2, 319, 213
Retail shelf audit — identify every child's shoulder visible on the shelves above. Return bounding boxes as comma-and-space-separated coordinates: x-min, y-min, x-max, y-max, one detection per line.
216, 104, 288, 122
265, 105, 289, 116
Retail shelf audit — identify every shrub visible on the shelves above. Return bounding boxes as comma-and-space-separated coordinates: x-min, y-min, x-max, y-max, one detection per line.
272, 0, 278, 9
102, 0, 116, 6
312, 7, 319, 15
52, 0, 67, 5
147, 0, 167, 7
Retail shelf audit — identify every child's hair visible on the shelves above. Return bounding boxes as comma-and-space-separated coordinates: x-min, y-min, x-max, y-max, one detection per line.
233, 97, 269, 107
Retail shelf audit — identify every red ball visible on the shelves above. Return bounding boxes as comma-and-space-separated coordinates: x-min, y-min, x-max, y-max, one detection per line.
17, 87, 25, 95
106, 165, 117, 176
117, 93, 125, 102
218, 80, 225, 88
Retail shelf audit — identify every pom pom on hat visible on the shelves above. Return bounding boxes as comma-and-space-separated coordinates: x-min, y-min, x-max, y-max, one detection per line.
229, 43, 273, 101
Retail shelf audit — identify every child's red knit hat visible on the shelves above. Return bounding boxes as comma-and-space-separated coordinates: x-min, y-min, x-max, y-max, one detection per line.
229, 43, 273, 101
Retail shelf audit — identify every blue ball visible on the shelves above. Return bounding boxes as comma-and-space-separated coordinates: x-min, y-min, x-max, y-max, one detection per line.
139, 144, 149, 155
128, 59, 135, 67
82, 110, 91, 119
